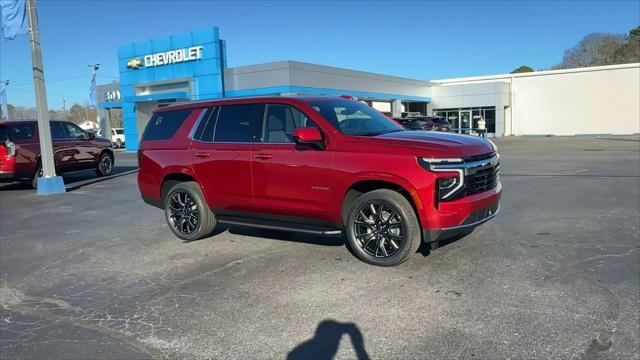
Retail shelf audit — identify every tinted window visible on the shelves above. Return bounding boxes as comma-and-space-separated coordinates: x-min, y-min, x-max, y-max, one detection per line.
142, 109, 192, 141
264, 104, 318, 143
61, 122, 87, 139
214, 104, 264, 143
308, 99, 402, 136
192, 107, 218, 142
114, 129, 124, 135
50, 123, 66, 140
8, 124, 36, 141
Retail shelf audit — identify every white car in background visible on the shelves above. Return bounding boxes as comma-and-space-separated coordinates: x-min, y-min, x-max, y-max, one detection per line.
110, 128, 125, 148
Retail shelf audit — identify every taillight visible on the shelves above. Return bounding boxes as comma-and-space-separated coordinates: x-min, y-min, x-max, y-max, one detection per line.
3, 141, 16, 157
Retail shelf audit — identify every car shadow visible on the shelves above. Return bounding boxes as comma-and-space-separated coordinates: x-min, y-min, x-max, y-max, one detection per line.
287, 319, 370, 360
417, 229, 475, 256
0, 166, 138, 192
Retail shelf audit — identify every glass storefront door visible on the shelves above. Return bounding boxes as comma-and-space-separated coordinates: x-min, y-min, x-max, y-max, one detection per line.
460, 111, 471, 134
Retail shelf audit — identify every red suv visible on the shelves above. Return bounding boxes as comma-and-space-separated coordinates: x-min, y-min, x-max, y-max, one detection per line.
0, 120, 114, 188
138, 97, 501, 266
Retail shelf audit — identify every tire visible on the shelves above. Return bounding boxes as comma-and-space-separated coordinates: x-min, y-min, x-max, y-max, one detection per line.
31, 163, 43, 189
164, 181, 216, 241
346, 189, 421, 266
95, 152, 113, 177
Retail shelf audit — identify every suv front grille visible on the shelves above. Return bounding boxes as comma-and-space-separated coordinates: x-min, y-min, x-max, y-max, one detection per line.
463, 151, 495, 163
464, 163, 500, 196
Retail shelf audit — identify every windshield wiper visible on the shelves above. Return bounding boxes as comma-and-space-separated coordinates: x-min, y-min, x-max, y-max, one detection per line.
353, 129, 403, 137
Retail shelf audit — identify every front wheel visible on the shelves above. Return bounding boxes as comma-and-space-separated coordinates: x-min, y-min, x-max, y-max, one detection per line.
95, 152, 113, 177
164, 181, 217, 241
346, 189, 421, 266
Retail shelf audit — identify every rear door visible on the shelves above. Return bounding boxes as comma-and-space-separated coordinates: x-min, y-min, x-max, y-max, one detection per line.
251, 103, 334, 221
189, 104, 263, 213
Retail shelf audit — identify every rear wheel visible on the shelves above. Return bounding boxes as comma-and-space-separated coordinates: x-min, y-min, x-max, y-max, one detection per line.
346, 189, 421, 266
95, 152, 113, 177
164, 181, 216, 241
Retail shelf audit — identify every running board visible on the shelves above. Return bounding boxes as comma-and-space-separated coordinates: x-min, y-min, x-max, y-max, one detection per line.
217, 216, 343, 235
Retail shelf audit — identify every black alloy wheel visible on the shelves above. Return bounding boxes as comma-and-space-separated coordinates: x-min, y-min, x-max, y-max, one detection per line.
164, 181, 217, 241
346, 189, 421, 266
168, 190, 200, 235
353, 202, 405, 258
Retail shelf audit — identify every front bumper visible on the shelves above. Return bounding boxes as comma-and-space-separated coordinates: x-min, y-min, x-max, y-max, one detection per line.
423, 202, 500, 243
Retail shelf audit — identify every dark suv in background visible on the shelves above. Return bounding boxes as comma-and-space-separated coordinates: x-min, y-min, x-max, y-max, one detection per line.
0, 120, 114, 188
395, 116, 451, 132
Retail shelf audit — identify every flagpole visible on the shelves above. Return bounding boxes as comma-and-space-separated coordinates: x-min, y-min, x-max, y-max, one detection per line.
26, 0, 65, 194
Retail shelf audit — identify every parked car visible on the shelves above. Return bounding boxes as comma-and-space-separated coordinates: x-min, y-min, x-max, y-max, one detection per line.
110, 128, 125, 148
0, 120, 114, 188
395, 116, 452, 132
138, 97, 501, 266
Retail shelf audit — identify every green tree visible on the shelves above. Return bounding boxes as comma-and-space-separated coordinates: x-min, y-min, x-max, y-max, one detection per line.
67, 104, 85, 124
511, 65, 535, 74
552, 27, 640, 69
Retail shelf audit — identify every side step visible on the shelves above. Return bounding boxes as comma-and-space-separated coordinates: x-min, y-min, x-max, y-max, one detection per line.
217, 216, 343, 235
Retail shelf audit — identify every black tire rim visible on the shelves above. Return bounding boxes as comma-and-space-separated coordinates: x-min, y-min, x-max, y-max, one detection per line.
100, 155, 113, 174
168, 191, 200, 235
353, 202, 405, 258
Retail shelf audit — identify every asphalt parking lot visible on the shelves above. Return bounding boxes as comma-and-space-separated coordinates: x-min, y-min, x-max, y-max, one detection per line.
1, 137, 638, 359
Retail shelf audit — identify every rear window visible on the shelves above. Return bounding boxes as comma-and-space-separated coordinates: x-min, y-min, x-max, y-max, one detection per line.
213, 104, 264, 143
142, 109, 192, 141
6, 123, 36, 141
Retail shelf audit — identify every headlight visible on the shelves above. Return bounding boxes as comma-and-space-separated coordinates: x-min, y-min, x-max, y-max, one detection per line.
418, 157, 465, 201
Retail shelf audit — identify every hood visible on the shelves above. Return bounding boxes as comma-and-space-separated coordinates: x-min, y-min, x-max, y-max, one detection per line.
368, 131, 495, 158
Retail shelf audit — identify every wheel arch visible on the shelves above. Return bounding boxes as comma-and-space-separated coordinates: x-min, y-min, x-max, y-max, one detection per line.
340, 177, 422, 228
160, 173, 206, 207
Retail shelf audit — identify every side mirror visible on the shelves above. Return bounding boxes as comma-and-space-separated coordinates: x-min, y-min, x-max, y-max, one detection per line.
292, 127, 324, 149
86, 132, 96, 140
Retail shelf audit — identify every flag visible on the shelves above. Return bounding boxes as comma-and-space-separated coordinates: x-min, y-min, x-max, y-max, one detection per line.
0, 82, 8, 120
0, 0, 27, 40
89, 72, 96, 107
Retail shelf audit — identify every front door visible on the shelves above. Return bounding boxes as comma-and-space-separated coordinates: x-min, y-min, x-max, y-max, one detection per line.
251, 103, 333, 222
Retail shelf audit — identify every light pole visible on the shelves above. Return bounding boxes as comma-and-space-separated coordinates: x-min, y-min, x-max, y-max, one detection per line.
26, 0, 65, 194
89, 63, 100, 128
1, 80, 9, 120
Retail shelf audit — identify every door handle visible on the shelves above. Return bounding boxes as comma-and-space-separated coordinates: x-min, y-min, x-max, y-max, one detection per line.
195, 152, 211, 158
255, 153, 273, 160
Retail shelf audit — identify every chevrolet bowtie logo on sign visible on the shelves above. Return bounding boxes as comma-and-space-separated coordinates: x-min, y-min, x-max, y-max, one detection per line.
126, 46, 204, 70
127, 58, 143, 69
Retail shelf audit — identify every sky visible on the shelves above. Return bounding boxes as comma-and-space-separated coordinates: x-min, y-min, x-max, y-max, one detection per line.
1, 0, 638, 108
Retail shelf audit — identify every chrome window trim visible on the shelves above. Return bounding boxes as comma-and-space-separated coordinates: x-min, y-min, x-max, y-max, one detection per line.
188, 108, 211, 141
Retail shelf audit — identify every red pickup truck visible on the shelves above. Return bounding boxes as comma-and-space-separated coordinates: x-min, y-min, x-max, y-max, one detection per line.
0, 120, 114, 188
138, 96, 501, 266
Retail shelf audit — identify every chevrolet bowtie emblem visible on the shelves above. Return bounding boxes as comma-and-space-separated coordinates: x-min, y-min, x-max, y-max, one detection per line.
127, 58, 142, 69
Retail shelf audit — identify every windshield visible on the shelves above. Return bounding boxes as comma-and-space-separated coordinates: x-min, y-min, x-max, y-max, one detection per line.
114, 129, 124, 134
432, 117, 449, 125
307, 99, 403, 136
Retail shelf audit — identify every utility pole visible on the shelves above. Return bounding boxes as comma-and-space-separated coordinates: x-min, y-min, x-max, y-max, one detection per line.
1, 80, 9, 120
26, 0, 65, 194
89, 63, 100, 127
62, 98, 66, 120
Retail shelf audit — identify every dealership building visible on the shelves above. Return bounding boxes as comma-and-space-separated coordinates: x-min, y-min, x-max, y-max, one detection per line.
96, 26, 640, 151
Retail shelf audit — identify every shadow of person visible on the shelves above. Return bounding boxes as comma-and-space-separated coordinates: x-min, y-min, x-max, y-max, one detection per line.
287, 319, 370, 360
